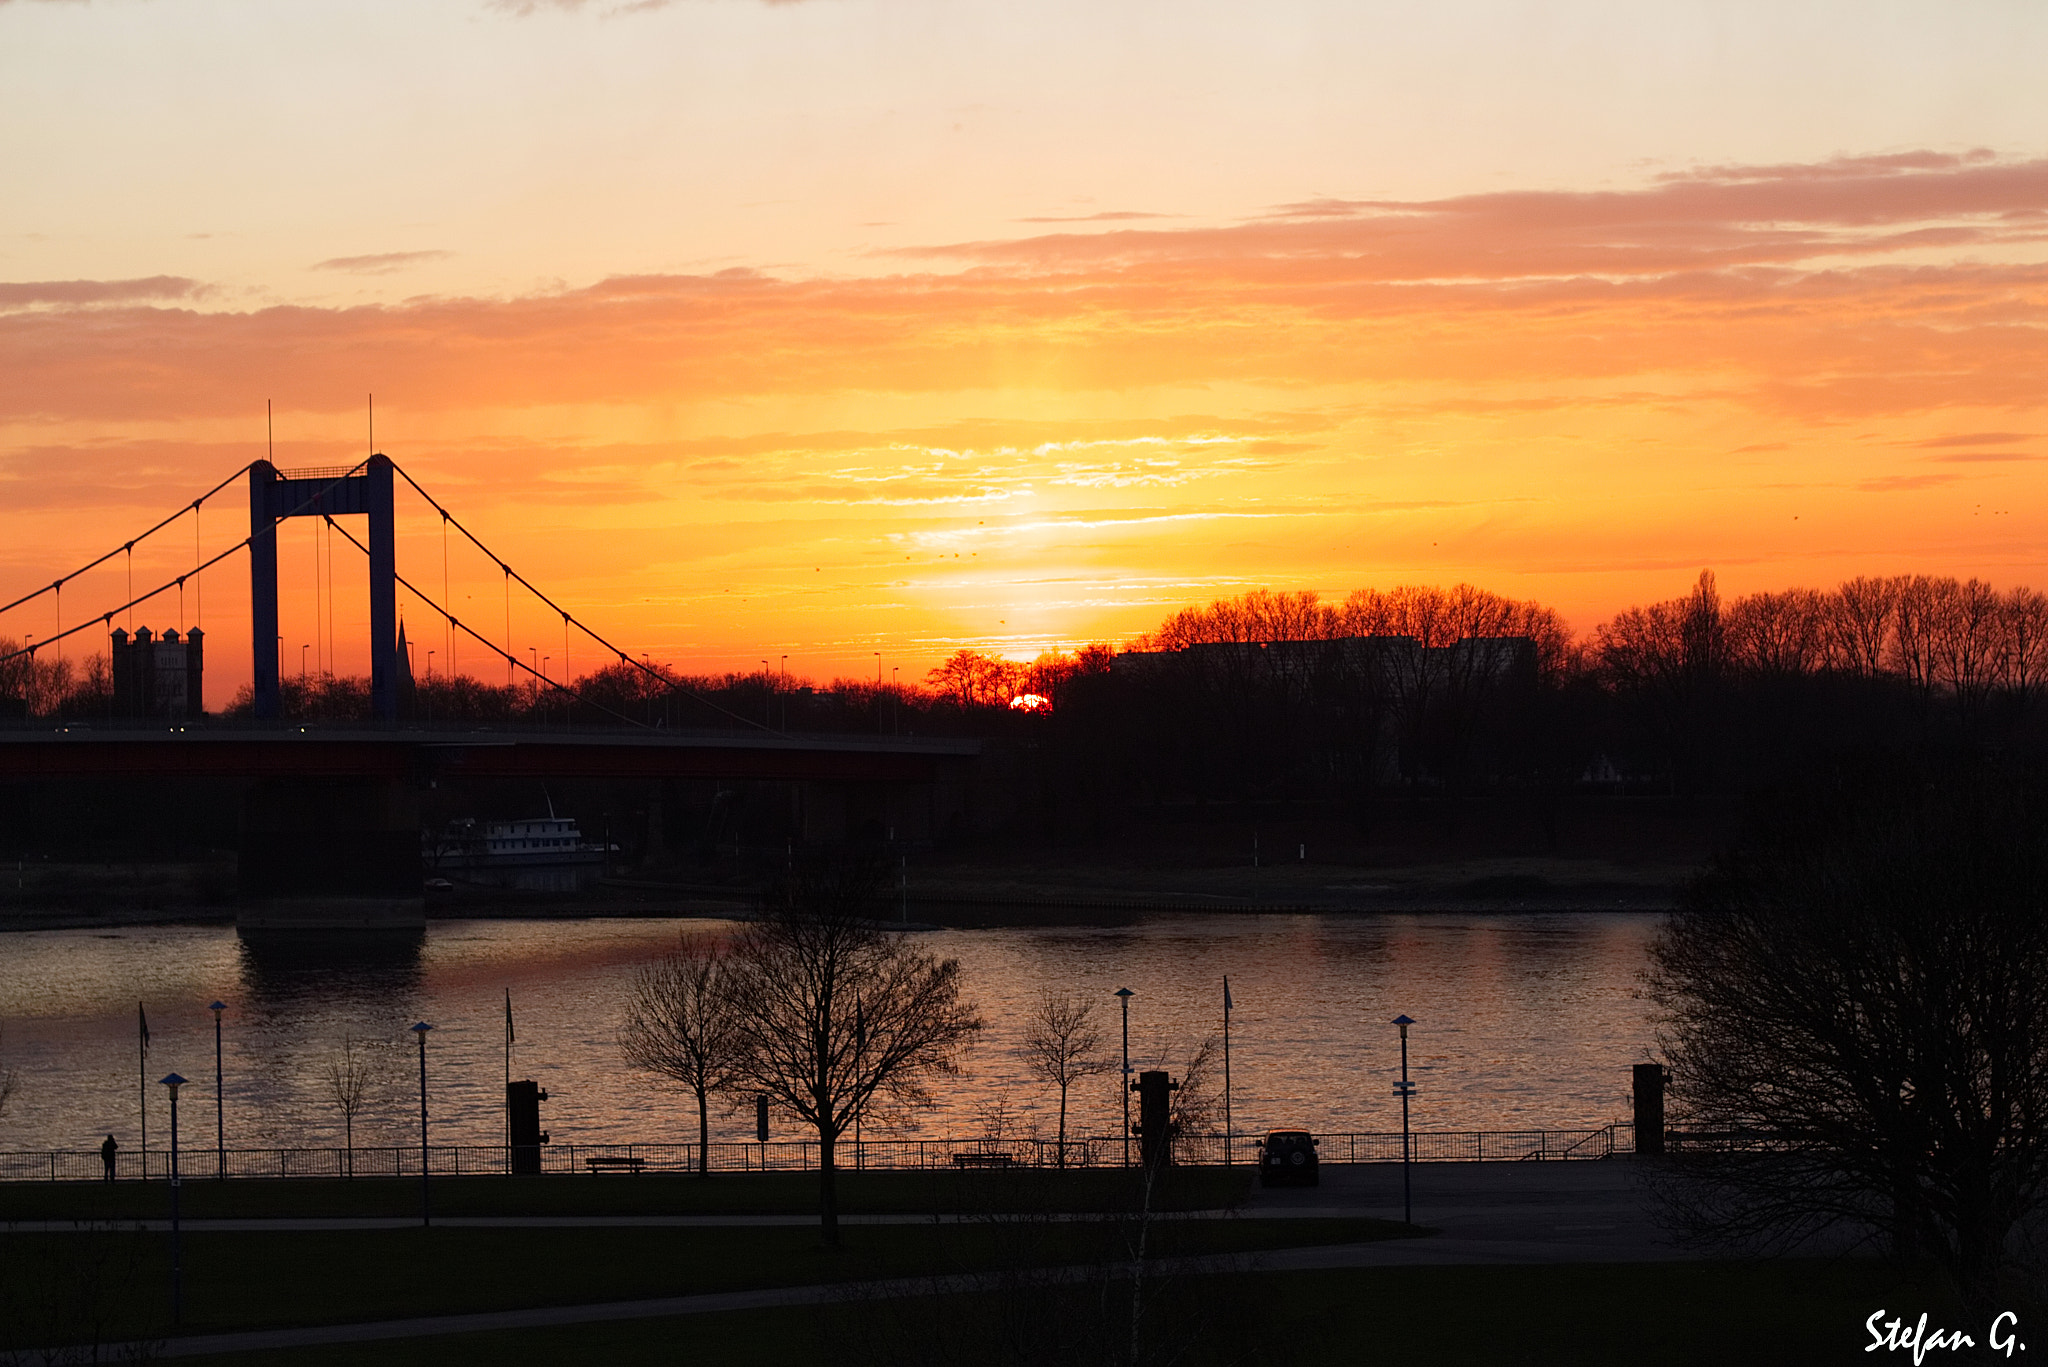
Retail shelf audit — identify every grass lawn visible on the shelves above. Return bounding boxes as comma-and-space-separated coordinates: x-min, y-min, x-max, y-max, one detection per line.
0, 1215, 1411, 1350
0, 1165, 1251, 1221
167, 1258, 1993, 1367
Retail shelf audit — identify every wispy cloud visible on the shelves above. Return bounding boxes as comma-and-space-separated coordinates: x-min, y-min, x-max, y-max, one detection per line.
1909, 431, 2034, 447
1016, 211, 1177, 224
1859, 473, 1968, 492
310, 250, 453, 275
0, 276, 198, 308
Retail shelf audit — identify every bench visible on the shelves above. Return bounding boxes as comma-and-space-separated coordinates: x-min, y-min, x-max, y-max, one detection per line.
951, 1152, 1014, 1168
584, 1155, 648, 1174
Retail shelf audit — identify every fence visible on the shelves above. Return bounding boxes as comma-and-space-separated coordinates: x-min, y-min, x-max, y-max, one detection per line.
0, 1124, 1633, 1183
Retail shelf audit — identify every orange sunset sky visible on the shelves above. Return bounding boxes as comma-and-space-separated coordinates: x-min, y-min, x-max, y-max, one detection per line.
3, 0, 2046, 703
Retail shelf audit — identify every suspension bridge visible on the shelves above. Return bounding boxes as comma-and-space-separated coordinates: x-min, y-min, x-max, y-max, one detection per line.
0, 456, 976, 928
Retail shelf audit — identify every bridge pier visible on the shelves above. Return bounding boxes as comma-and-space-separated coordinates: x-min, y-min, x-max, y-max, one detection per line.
236, 776, 424, 930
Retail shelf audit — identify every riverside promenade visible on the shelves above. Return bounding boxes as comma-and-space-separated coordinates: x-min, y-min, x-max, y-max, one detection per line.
3, 1159, 1696, 1363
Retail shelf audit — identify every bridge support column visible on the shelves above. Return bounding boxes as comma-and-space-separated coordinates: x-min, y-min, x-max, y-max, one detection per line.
367, 457, 398, 725
236, 777, 424, 930
249, 463, 282, 721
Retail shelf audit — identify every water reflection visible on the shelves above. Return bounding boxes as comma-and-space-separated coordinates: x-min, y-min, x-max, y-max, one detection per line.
0, 914, 1662, 1154
235, 931, 427, 1008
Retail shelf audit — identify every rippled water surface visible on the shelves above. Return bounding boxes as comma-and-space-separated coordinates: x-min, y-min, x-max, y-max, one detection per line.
0, 914, 1661, 1153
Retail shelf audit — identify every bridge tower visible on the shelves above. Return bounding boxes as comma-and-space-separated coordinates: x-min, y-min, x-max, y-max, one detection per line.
249, 456, 399, 722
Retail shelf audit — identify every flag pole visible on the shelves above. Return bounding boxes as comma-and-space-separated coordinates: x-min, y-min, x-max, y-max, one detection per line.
503, 989, 513, 1168
137, 1002, 150, 1172
1222, 976, 1233, 1166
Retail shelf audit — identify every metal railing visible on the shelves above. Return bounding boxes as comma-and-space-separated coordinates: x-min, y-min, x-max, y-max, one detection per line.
0, 1124, 1634, 1183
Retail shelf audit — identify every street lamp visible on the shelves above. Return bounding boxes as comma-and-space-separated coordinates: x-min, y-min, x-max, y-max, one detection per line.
159, 1072, 188, 1324
427, 649, 435, 681
209, 1001, 226, 1180
1392, 1014, 1417, 1226
300, 643, 309, 681
1115, 987, 1134, 1168
411, 1022, 433, 1226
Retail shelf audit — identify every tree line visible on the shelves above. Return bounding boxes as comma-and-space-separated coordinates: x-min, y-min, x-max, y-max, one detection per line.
10, 568, 2046, 805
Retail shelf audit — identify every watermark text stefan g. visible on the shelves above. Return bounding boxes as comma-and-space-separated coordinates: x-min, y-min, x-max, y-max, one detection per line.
1867, 1310, 2025, 1360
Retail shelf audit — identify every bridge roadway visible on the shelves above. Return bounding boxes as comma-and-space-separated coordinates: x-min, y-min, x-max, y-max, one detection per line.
0, 724, 979, 783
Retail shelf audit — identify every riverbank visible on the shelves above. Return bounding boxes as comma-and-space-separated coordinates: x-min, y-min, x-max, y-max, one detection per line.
0, 851, 1691, 933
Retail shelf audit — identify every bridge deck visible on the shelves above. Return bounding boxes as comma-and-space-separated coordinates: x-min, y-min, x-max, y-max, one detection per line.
0, 726, 979, 782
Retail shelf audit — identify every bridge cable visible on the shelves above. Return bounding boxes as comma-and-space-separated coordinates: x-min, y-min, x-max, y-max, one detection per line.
388, 461, 773, 732
0, 463, 254, 619
317, 515, 652, 731
0, 463, 371, 667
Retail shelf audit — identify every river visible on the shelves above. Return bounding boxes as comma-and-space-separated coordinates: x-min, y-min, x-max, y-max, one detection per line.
0, 913, 1661, 1154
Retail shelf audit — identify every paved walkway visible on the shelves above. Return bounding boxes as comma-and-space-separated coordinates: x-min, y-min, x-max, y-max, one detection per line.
1244, 1154, 1683, 1262
8, 1160, 1702, 1362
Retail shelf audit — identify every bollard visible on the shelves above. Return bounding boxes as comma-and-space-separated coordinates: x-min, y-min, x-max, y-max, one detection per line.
1632, 1063, 1668, 1156
1132, 1070, 1179, 1170
506, 1080, 549, 1175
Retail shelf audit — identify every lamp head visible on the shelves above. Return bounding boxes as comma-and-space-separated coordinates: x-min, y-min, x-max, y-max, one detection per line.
410, 1022, 433, 1036
1115, 987, 1134, 1000
159, 1072, 187, 1098
209, 1001, 226, 1016
1392, 1013, 1415, 1038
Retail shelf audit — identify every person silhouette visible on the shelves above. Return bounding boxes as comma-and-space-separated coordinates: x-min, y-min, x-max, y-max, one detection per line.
101, 1134, 118, 1182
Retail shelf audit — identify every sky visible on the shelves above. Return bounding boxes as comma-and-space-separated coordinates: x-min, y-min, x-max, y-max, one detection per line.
3, 0, 2046, 701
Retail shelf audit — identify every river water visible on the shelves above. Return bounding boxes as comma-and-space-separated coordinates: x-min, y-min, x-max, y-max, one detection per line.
0, 913, 1661, 1154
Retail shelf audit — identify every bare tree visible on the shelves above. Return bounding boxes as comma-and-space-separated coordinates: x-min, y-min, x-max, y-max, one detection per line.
1167, 1034, 1222, 1154
321, 1033, 380, 1178
1020, 990, 1115, 1167
724, 856, 983, 1244
620, 932, 746, 1174
1647, 762, 2048, 1318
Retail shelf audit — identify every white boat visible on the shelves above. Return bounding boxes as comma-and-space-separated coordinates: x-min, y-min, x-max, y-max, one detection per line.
430, 808, 615, 890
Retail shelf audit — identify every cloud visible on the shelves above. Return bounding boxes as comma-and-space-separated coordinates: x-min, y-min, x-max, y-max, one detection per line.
1928, 451, 2040, 463
0, 276, 198, 308
1909, 431, 2034, 447
5, 150, 2048, 432
310, 251, 453, 275
894, 152, 2048, 282
1858, 473, 1968, 492
1016, 212, 1177, 224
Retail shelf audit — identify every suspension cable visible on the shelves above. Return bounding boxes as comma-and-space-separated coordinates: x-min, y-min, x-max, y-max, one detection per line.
389, 461, 770, 731
0, 463, 253, 619
319, 516, 650, 730
0, 463, 370, 667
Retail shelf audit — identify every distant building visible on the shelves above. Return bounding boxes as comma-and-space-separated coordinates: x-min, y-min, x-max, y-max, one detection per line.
1113, 634, 1537, 691
110, 627, 204, 718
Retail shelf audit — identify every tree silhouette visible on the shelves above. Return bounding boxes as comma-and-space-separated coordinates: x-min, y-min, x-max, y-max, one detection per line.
1020, 990, 1115, 1168
620, 932, 747, 1175
724, 855, 983, 1244
1648, 762, 2048, 1316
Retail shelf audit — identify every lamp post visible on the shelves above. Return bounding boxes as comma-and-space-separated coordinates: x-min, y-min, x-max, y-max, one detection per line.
411, 1022, 433, 1226
209, 1001, 226, 1179
1115, 987, 1134, 1168
301, 644, 309, 682
1222, 977, 1233, 1166
1392, 1014, 1416, 1226
159, 1072, 187, 1324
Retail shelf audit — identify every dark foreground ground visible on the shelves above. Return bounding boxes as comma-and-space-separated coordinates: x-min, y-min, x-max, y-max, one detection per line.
0, 1159, 2001, 1366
